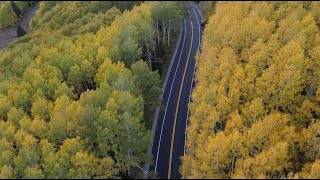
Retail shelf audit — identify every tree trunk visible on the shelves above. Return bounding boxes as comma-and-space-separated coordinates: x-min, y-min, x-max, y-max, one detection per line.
163, 22, 166, 45
168, 21, 171, 47
144, 32, 152, 68
156, 21, 160, 44
231, 155, 235, 174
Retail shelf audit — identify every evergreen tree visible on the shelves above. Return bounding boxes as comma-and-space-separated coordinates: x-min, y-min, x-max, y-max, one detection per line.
17, 24, 26, 37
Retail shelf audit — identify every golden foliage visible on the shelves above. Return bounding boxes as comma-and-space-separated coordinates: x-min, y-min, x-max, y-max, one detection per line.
183, 1, 320, 179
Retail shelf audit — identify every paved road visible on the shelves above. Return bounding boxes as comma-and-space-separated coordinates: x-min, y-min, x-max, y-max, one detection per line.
150, 2, 203, 179
21, 2, 40, 31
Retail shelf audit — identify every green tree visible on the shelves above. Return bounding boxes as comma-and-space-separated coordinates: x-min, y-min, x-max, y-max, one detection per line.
130, 60, 161, 126
23, 167, 45, 179
48, 95, 71, 145
67, 151, 119, 179
31, 97, 52, 121
0, 165, 14, 179
17, 24, 27, 37
13, 132, 40, 177
0, 2, 18, 29
0, 94, 12, 120
97, 91, 150, 177
75, 104, 100, 149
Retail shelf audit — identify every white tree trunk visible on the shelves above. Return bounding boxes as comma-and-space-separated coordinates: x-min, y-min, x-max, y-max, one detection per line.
144, 32, 152, 68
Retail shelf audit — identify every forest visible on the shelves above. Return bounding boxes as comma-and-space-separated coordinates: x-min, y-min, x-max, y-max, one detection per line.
182, 1, 320, 179
0, 1, 183, 179
0, 1, 37, 29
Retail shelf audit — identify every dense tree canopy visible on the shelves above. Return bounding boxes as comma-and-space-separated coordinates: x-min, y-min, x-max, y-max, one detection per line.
0, 1, 183, 179
0, 2, 18, 29
182, 1, 320, 179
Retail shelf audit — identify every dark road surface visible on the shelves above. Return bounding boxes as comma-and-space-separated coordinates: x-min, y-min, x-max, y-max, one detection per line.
150, 2, 203, 179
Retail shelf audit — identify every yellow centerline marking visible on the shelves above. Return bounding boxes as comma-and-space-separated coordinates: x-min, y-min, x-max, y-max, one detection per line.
168, 20, 194, 179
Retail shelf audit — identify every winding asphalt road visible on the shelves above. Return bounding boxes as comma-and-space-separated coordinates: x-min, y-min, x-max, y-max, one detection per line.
150, 2, 203, 179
